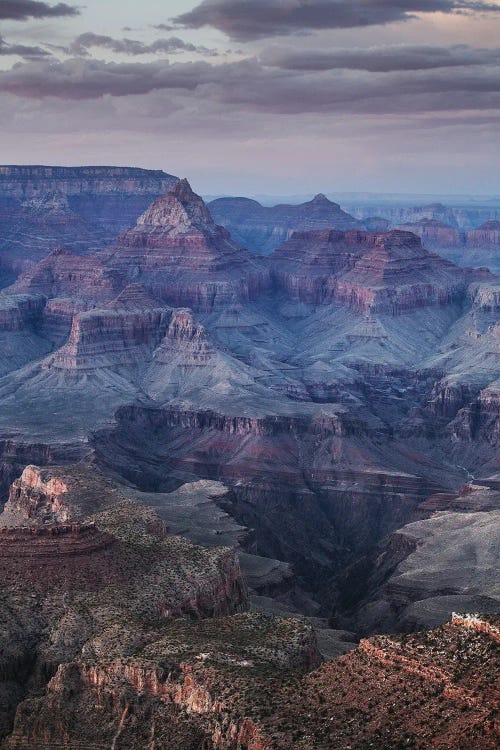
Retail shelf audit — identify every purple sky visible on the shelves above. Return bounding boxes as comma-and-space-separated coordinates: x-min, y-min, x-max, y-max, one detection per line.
0, 0, 499, 195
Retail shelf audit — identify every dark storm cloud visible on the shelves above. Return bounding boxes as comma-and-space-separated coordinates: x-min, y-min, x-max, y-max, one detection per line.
1, 55, 499, 118
67, 33, 217, 57
0, 36, 51, 58
261, 44, 500, 72
0, 0, 79, 20
174, 0, 500, 41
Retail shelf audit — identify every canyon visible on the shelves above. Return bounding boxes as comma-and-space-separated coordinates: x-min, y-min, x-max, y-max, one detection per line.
211, 195, 500, 273
0, 465, 497, 749
0, 169, 498, 748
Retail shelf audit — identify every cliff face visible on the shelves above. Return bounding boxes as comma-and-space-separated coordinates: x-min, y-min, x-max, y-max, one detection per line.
271, 229, 467, 311
208, 193, 361, 254
4, 610, 497, 750
50, 305, 171, 370
7, 248, 123, 303
0, 463, 252, 743
345, 484, 500, 634
466, 220, 500, 248
0, 165, 178, 282
393, 219, 463, 249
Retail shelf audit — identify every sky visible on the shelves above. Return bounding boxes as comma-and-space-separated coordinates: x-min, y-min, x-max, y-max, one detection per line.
0, 0, 499, 196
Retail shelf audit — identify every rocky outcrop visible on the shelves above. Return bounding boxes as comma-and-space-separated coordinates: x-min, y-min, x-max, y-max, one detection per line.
105, 179, 270, 311
0, 166, 178, 278
208, 193, 361, 254
428, 379, 474, 418
153, 308, 213, 365
4, 464, 122, 522
49, 304, 171, 370
466, 220, 500, 248
450, 380, 500, 447
347, 484, 500, 634
271, 617, 499, 749
7, 247, 122, 303
271, 229, 466, 312
0, 294, 45, 331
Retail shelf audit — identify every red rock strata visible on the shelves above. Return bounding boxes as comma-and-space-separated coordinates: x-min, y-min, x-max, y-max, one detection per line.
271, 228, 468, 311
104, 178, 270, 311
0, 523, 117, 593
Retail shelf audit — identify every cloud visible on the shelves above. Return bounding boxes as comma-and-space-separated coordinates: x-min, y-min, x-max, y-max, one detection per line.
1, 54, 499, 120
174, 0, 500, 41
0, 0, 79, 20
261, 43, 500, 72
67, 33, 218, 57
153, 24, 177, 32
0, 36, 51, 59
0, 57, 223, 99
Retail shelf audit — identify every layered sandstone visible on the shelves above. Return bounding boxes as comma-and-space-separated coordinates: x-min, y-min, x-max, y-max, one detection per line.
7, 247, 122, 303
0, 294, 45, 332
49, 304, 171, 370
105, 179, 270, 311
4, 613, 496, 750
466, 220, 500, 248
0, 166, 178, 277
271, 229, 466, 311
347, 484, 500, 633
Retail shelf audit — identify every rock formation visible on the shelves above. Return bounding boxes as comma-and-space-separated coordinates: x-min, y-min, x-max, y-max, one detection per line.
270, 228, 468, 311
0, 166, 178, 286
104, 178, 270, 310
393, 219, 463, 249
209, 193, 361, 254
0, 173, 498, 693
343, 483, 500, 634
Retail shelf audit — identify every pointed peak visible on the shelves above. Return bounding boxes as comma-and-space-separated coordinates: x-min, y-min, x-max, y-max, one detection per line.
312, 193, 331, 203
136, 178, 214, 232
171, 177, 198, 202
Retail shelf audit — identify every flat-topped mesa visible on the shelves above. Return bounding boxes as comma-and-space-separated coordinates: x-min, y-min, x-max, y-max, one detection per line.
106, 179, 270, 311
49, 303, 171, 371
0, 165, 177, 198
271, 228, 467, 312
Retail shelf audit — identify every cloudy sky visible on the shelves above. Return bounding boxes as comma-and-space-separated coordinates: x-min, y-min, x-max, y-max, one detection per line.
0, 0, 499, 195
